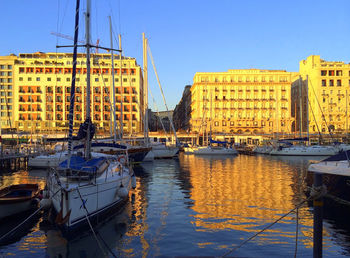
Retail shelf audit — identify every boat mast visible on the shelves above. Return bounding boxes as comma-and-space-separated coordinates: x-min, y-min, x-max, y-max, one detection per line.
109, 16, 117, 143
120, 34, 123, 139
347, 89, 348, 136
67, 0, 81, 166
142, 33, 149, 146
306, 75, 310, 146
84, 0, 92, 159
299, 76, 302, 138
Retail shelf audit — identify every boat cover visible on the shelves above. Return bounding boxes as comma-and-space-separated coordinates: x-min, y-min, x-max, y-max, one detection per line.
58, 156, 108, 173
209, 138, 228, 145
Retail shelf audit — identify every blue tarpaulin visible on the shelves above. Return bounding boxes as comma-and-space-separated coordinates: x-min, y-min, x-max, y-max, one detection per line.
58, 156, 108, 173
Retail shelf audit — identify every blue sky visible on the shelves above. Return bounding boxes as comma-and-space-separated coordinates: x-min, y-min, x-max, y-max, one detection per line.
1, 0, 350, 110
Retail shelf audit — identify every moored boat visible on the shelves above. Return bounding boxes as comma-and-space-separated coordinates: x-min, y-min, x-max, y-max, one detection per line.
0, 184, 41, 220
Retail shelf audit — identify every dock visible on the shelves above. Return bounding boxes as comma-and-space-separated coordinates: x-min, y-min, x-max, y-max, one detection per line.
0, 153, 41, 171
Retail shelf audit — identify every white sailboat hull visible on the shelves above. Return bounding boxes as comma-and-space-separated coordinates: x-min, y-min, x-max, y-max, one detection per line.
270, 145, 338, 156
28, 151, 115, 169
193, 146, 238, 155
48, 162, 132, 230
143, 145, 179, 159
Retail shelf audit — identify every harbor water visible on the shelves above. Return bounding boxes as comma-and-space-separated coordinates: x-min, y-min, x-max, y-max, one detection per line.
0, 153, 350, 257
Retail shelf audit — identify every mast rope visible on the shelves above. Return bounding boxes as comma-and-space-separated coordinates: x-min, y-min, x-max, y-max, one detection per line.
147, 43, 178, 145
76, 187, 117, 257
220, 187, 327, 257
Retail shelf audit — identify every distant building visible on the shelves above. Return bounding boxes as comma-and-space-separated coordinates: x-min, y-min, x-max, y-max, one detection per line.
190, 69, 298, 135
292, 55, 350, 136
0, 52, 145, 134
173, 85, 191, 132
148, 110, 173, 132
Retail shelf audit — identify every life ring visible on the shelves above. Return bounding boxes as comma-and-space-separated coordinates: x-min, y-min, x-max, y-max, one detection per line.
117, 155, 127, 165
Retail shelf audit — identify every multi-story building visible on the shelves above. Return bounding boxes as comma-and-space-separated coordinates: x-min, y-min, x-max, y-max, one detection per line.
0, 52, 144, 134
190, 69, 298, 135
0, 55, 16, 131
292, 55, 350, 136
173, 85, 191, 132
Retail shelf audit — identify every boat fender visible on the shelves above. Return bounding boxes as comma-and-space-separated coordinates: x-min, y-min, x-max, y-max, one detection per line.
117, 185, 128, 198
40, 198, 52, 209
131, 175, 137, 189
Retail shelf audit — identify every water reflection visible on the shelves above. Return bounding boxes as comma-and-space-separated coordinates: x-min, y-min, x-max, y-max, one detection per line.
0, 156, 350, 256
44, 201, 132, 257
181, 154, 315, 252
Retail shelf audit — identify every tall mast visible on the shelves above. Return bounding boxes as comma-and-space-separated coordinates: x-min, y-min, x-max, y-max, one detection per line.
306, 75, 310, 145
119, 34, 123, 139
299, 75, 302, 137
67, 0, 81, 165
84, 0, 92, 159
142, 33, 149, 145
347, 89, 348, 136
109, 16, 117, 143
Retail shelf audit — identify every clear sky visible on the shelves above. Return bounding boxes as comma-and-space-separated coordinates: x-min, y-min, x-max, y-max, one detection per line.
1, 0, 350, 110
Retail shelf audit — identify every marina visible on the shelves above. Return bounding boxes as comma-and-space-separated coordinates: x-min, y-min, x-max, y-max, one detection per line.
0, 153, 349, 257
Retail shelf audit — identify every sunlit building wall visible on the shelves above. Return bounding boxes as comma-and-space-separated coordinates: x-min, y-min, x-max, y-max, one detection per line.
0, 55, 16, 129
190, 70, 298, 135
293, 55, 350, 135
0, 52, 144, 134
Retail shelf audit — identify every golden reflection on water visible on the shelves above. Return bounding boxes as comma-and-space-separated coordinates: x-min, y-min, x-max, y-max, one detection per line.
181, 154, 315, 246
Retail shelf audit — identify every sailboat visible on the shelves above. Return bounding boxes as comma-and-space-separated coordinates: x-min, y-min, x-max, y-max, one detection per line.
270, 76, 339, 157
192, 88, 237, 156
142, 35, 179, 160
45, 0, 135, 231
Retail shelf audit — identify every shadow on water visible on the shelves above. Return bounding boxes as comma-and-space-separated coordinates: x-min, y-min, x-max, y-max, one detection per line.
0, 210, 42, 246
41, 199, 135, 258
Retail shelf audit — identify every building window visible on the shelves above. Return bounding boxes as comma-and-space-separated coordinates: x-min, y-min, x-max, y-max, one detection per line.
66, 78, 71, 82
329, 80, 334, 86
322, 80, 326, 86
47, 77, 51, 81
123, 78, 127, 82
28, 77, 32, 81
336, 70, 342, 76
321, 70, 327, 76
337, 80, 342, 86
19, 77, 23, 81
214, 121, 219, 126
36, 77, 40, 81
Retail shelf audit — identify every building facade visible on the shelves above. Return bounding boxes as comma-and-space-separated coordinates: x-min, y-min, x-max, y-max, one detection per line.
0, 52, 144, 135
190, 69, 298, 135
0, 55, 16, 131
173, 85, 191, 132
292, 55, 350, 136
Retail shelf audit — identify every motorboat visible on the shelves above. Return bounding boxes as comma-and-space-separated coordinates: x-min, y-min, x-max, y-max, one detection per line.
0, 184, 41, 220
